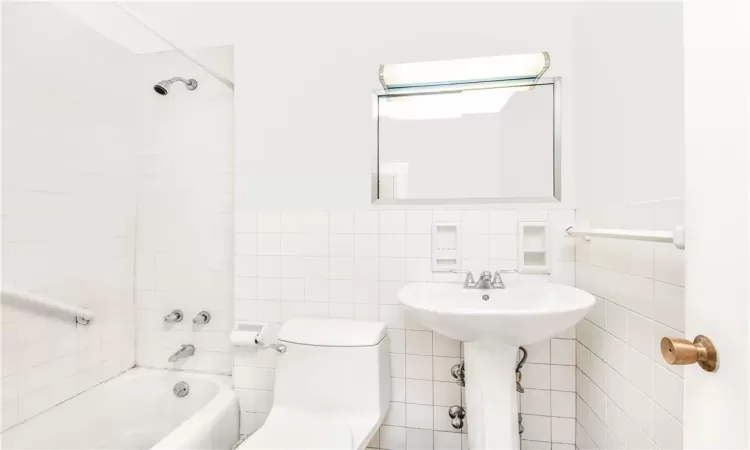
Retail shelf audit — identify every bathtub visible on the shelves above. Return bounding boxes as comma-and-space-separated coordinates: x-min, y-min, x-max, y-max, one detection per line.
2, 368, 239, 450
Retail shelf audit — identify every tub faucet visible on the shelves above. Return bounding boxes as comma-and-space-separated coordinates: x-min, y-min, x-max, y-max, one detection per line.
169, 344, 195, 362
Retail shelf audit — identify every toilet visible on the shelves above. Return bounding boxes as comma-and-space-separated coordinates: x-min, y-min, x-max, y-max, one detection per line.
239, 318, 391, 450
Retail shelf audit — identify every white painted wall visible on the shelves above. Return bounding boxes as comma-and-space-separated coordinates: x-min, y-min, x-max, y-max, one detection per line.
572, 2, 685, 210
234, 2, 576, 210
133, 47, 235, 374
1, 3, 140, 429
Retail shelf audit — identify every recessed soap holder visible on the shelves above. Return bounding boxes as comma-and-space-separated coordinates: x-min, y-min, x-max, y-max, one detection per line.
230, 321, 269, 348
517, 222, 550, 274
432, 222, 462, 272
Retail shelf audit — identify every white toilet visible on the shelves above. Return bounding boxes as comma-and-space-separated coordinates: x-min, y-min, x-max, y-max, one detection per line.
240, 318, 391, 450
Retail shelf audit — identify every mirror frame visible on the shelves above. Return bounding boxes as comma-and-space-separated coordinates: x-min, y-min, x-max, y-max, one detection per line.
371, 77, 562, 205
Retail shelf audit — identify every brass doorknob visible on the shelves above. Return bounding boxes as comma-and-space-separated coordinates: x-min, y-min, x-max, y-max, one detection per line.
660, 335, 718, 373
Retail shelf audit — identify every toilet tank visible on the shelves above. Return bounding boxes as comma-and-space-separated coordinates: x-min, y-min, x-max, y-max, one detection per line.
272, 318, 390, 419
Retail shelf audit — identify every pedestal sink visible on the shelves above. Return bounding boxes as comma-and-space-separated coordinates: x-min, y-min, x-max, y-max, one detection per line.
398, 282, 595, 450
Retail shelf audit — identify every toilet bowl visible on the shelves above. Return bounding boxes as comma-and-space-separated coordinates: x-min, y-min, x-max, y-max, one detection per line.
239, 318, 390, 450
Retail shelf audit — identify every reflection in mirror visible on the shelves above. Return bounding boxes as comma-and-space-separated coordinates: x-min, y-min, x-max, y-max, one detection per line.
376, 80, 559, 203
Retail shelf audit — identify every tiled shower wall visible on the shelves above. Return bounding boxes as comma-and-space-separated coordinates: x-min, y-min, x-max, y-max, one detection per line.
1, 3, 139, 430
574, 199, 685, 450
133, 47, 235, 375
233, 207, 578, 450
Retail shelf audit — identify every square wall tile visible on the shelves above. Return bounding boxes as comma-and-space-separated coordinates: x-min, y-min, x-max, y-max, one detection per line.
407, 211, 433, 234
380, 425, 406, 450
522, 414, 551, 442
406, 379, 433, 405
384, 402, 406, 426
550, 418, 575, 444
434, 431, 462, 450
381, 211, 407, 234
433, 333, 461, 357
406, 330, 433, 356
520, 388, 551, 416
433, 381, 461, 407
550, 391, 575, 418
551, 339, 575, 365
406, 403, 434, 430
406, 355, 433, 380
330, 211, 354, 234
406, 428, 434, 450
521, 363, 551, 390
489, 210, 518, 234
433, 357, 460, 383
354, 211, 379, 234
550, 365, 575, 392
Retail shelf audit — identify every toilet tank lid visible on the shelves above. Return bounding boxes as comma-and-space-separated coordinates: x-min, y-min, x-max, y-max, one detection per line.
278, 318, 387, 347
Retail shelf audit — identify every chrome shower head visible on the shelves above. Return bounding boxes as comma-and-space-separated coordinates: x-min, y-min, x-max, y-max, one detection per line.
153, 77, 198, 96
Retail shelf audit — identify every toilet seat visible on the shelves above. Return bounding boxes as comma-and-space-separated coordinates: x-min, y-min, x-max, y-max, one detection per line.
239, 409, 355, 450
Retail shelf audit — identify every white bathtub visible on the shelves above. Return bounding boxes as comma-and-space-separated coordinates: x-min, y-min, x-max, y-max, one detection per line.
2, 368, 239, 450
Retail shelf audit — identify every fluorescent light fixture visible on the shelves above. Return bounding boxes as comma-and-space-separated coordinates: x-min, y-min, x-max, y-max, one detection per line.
379, 86, 529, 120
379, 53, 549, 89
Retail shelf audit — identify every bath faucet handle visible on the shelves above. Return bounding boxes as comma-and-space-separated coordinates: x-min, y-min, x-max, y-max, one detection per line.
193, 311, 211, 325
450, 270, 476, 289
164, 310, 183, 323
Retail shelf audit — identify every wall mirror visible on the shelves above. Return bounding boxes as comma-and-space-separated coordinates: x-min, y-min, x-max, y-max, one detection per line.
374, 78, 561, 204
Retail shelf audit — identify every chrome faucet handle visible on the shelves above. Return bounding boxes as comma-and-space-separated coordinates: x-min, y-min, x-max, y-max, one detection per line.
451, 270, 476, 288
164, 310, 183, 323
492, 269, 517, 289
193, 311, 211, 325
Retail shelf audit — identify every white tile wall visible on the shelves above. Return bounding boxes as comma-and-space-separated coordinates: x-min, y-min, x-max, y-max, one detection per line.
574, 199, 685, 450
1, 3, 139, 430
133, 47, 235, 375
234, 208, 576, 449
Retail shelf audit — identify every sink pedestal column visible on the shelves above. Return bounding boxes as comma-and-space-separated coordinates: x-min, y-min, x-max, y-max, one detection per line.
463, 341, 519, 450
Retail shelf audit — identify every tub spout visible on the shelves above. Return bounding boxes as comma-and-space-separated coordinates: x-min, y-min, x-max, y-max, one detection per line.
169, 344, 195, 362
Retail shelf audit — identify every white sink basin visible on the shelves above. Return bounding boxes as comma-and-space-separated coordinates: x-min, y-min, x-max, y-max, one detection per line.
398, 282, 595, 347
397, 282, 595, 450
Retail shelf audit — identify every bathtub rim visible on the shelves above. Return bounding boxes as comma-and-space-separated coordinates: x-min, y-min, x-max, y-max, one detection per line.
146, 368, 238, 450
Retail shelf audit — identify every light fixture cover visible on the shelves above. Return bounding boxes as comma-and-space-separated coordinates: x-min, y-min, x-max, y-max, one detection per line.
379, 52, 550, 89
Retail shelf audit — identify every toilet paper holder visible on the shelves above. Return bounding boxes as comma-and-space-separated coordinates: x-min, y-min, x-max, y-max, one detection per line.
230, 321, 286, 353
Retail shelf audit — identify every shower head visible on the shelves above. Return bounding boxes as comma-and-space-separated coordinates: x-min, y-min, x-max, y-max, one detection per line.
153, 77, 198, 96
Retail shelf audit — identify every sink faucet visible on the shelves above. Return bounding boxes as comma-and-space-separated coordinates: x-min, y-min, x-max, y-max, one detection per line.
476, 271, 494, 289
169, 344, 195, 362
453, 269, 517, 289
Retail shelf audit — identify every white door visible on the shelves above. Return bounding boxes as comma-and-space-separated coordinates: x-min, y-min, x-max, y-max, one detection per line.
683, 0, 749, 447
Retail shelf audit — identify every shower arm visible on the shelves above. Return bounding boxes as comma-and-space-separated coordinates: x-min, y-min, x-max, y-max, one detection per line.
165, 77, 192, 85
